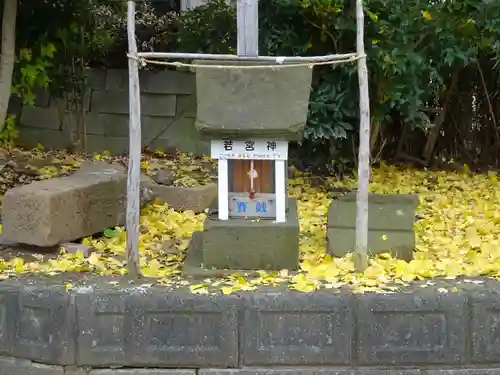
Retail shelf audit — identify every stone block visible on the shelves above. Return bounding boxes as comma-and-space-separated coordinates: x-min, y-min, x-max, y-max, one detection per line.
105, 69, 129, 91
128, 290, 239, 367
106, 69, 195, 94
153, 117, 205, 155
1, 161, 127, 246
91, 371, 195, 375
86, 68, 106, 90
61, 242, 94, 257
82, 114, 203, 155
76, 291, 132, 367
425, 370, 500, 375
327, 193, 419, 261
8, 94, 23, 118
142, 70, 196, 95
20, 106, 61, 130
84, 135, 129, 155
470, 288, 500, 363
14, 286, 76, 365
181, 0, 233, 11
85, 113, 128, 136
147, 136, 210, 157
16, 127, 69, 154
241, 291, 354, 366
357, 290, 467, 365
195, 60, 312, 140
176, 94, 197, 118
0, 285, 20, 355
87, 115, 197, 141
60, 89, 93, 113
0, 357, 63, 375
199, 369, 423, 375
141, 94, 177, 117
33, 86, 51, 107
91, 90, 127, 114
91, 91, 176, 117
142, 179, 217, 213
66, 366, 89, 375
188, 198, 299, 271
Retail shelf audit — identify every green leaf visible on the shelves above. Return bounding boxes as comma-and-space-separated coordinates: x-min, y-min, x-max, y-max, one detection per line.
103, 228, 119, 238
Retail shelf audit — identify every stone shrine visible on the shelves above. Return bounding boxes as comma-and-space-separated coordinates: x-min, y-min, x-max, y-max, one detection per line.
183, 61, 313, 275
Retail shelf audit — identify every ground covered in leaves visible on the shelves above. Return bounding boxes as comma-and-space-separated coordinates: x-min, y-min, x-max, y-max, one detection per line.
0, 146, 499, 294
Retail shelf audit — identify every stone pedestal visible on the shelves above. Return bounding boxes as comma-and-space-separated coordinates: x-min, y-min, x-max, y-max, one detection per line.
184, 198, 299, 276
327, 193, 419, 261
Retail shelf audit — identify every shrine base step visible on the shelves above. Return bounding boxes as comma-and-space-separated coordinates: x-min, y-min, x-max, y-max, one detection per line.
183, 198, 299, 276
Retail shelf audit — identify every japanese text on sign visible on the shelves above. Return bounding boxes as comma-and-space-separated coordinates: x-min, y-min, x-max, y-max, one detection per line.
211, 139, 288, 160
228, 194, 276, 218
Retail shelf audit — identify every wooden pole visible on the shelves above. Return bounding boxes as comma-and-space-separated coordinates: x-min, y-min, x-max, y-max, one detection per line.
354, 0, 370, 272
215, 0, 260, 221
237, 0, 258, 57
126, 0, 141, 279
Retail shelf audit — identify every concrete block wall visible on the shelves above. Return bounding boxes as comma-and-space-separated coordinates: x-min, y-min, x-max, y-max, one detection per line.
11, 68, 208, 155
180, 0, 233, 11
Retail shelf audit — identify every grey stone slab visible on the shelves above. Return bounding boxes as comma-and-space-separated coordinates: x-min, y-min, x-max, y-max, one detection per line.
87, 114, 192, 139
147, 137, 210, 157
328, 192, 420, 230
91, 370, 196, 375
200, 369, 422, 375
16, 127, 69, 150
141, 94, 177, 117
86, 68, 106, 90
83, 134, 129, 155
240, 291, 354, 366
61, 242, 94, 257
33, 87, 51, 107
142, 115, 178, 140
153, 117, 203, 154
357, 290, 467, 365
327, 193, 419, 261
176, 94, 197, 117
0, 285, 20, 355
14, 285, 76, 365
142, 70, 196, 95
76, 291, 132, 366
470, 287, 500, 363
85, 113, 128, 136
142, 181, 217, 213
91, 91, 128, 114
8, 94, 23, 118
424, 370, 500, 375
195, 60, 312, 139
20, 106, 61, 130
128, 289, 239, 367
105, 69, 129, 91
65, 366, 89, 375
327, 227, 415, 261
2, 162, 128, 246
91, 91, 176, 117
105, 69, 195, 94
0, 357, 64, 375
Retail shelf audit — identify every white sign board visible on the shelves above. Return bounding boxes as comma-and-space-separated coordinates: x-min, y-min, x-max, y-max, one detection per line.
211, 139, 288, 160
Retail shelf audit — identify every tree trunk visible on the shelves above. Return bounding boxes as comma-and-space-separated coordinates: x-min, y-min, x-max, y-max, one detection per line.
0, 0, 18, 132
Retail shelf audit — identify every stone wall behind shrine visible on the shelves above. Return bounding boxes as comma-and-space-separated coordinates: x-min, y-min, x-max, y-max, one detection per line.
8, 68, 209, 155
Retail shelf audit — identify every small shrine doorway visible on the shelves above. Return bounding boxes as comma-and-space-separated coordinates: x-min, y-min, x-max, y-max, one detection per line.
230, 159, 274, 195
